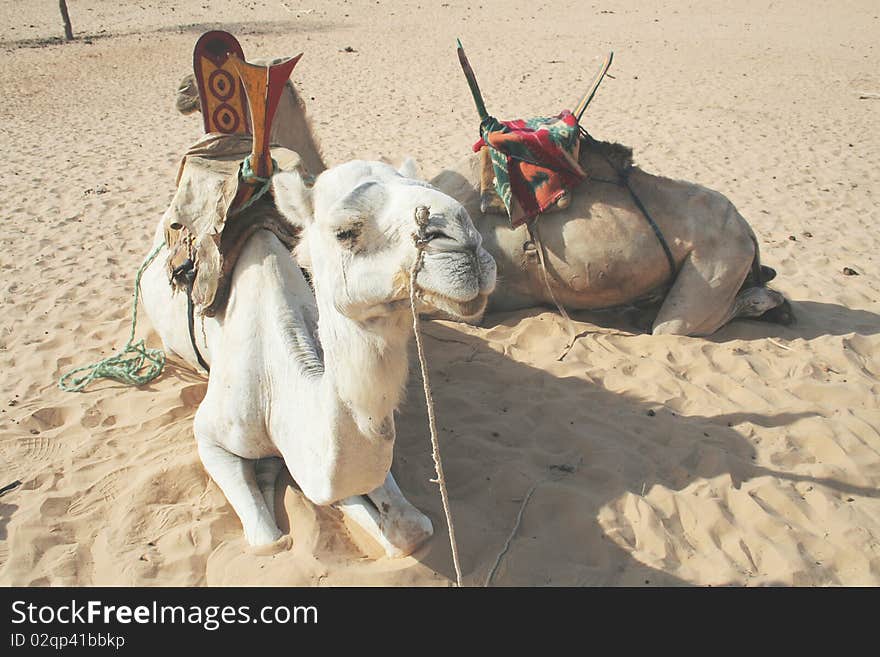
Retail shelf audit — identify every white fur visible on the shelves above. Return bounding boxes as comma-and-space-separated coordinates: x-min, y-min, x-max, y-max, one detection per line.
397, 157, 419, 179
140, 161, 496, 555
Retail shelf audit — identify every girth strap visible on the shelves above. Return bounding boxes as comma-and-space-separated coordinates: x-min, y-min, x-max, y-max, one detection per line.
584, 130, 677, 280
172, 258, 211, 373
619, 170, 677, 278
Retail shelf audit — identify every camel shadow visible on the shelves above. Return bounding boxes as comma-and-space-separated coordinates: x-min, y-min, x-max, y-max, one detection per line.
699, 299, 880, 343
2, 18, 341, 50
479, 297, 880, 343
385, 320, 873, 586
735, 300, 880, 340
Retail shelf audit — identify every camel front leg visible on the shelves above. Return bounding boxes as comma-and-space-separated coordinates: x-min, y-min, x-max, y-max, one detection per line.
255, 457, 284, 525
335, 472, 434, 557
652, 248, 752, 336
197, 440, 291, 553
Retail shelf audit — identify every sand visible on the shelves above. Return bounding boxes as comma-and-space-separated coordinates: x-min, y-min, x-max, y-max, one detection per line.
1, 0, 878, 586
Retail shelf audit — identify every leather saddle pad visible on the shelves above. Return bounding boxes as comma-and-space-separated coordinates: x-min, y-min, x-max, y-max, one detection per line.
163, 134, 304, 316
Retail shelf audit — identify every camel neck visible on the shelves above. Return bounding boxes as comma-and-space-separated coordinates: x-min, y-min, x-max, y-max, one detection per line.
273, 88, 327, 177
258, 235, 411, 444
314, 303, 411, 439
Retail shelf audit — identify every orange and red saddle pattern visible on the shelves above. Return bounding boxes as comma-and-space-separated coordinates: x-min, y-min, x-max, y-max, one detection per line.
473, 110, 586, 227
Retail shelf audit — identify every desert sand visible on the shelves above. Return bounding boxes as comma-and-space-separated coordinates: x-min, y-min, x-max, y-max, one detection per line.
1, 0, 878, 586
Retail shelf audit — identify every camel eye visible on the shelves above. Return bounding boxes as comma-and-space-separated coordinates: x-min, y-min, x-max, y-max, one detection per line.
334, 220, 364, 247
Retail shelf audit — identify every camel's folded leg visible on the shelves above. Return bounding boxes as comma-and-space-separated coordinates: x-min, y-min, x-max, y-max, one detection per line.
255, 457, 284, 525
335, 473, 434, 557
652, 247, 752, 336
196, 439, 289, 551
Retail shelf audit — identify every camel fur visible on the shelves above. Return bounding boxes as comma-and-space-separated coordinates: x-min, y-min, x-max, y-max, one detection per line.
140, 159, 496, 555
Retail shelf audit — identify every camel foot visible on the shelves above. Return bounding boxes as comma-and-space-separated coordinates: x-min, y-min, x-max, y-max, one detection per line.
247, 533, 293, 556
756, 297, 794, 326
735, 286, 786, 319
335, 473, 434, 557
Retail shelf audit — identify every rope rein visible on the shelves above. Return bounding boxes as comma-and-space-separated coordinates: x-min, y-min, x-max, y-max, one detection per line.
58, 241, 167, 392
409, 205, 464, 587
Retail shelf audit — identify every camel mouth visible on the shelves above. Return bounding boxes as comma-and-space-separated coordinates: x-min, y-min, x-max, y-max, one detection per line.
420, 290, 489, 321
176, 94, 201, 115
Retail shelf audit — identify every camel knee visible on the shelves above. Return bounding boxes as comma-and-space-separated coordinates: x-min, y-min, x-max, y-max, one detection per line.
297, 480, 337, 507
297, 471, 386, 508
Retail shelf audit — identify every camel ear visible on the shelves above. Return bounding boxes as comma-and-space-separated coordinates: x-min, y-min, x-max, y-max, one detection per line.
272, 170, 314, 227
398, 157, 419, 179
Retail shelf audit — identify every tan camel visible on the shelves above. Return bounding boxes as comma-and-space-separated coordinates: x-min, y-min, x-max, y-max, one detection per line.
431, 139, 791, 335
175, 73, 791, 336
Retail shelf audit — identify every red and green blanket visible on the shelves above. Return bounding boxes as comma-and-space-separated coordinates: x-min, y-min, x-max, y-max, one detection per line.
456, 41, 612, 228
473, 110, 586, 227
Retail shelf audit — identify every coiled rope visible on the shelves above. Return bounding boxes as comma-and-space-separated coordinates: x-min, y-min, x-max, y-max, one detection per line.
59, 156, 276, 393
409, 205, 464, 587
58, 241, 167, 392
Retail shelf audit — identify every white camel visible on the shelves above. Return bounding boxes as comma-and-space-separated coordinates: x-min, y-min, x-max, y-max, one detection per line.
140, 159, 496, 555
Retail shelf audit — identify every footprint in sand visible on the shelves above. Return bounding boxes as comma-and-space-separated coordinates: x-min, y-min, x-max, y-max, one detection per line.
66, 469, 129, 518
11, 434, 68, 464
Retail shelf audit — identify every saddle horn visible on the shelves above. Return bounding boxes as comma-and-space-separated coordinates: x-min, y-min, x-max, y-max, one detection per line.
227, 53, 303, 180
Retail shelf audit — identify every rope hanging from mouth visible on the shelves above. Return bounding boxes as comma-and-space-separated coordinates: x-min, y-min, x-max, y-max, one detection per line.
408, 205, 464, 587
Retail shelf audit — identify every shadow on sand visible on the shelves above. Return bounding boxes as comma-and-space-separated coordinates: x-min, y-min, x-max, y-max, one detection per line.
155, 302, 875, 585
334, 320, 872, 586
480, 297, 880, 343
2, 19, 340, 50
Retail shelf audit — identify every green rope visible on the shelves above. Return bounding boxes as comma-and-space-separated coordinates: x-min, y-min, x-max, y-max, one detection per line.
235, 156, 279, 214
58, 154, 277, 393
58, 241, 167, 392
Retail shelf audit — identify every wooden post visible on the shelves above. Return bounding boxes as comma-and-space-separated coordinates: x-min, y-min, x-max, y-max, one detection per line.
59, 1, 74, 41
227, 53, 302, 179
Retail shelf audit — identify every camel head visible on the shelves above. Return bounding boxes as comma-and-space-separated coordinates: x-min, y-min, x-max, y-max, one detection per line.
273, 160, 497, 324
175, 73, 200, 115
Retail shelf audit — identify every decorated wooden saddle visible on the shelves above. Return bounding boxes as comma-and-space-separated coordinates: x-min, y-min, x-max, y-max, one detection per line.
457, 42, 612, 227
162, 31, 306, 316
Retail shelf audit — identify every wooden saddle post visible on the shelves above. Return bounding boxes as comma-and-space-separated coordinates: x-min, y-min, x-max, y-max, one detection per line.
192, 30, 303, 209
227, 53, 303, 185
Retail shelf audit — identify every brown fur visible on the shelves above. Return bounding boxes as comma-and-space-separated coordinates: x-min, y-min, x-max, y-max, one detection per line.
583, 134, 635, 174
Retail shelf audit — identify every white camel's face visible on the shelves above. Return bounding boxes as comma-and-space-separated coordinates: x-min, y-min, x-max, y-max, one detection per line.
273, 161, 496, 322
